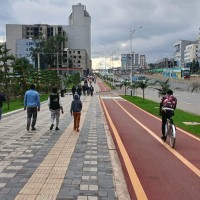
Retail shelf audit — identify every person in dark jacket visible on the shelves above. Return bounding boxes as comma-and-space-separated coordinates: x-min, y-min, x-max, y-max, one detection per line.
48, 87, 64, 130
0, 92, 6, 120
159, 89, 177, 140
76, 85, 82, 98
71, 85, 76, 98
90, 85, 94, 96
70, 94, 82, 132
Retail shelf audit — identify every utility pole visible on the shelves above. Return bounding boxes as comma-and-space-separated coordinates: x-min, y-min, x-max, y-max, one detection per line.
130, 26, 143, 86
57, 52, 59, 76
37, 53, 40, 71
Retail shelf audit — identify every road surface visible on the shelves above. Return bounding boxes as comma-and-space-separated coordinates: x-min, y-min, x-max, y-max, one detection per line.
98, 79, 200, 200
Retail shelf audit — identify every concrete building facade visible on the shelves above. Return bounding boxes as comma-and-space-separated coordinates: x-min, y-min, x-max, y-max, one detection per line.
139, 55, 147, 69
6, 3, 91, 73
63, 3, 91, 70
173, 39, 195, 67
16, 38, 36, 65
121, 53, 141, 70
184, 43, 199, 65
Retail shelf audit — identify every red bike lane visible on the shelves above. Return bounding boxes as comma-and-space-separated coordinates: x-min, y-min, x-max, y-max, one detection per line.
100, 96, 200, 200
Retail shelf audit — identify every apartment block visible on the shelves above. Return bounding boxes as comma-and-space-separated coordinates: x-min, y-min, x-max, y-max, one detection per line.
121, 53, 141, 70
184, 43, 199, 65
173, 39, 196, 67
6, 3, 91, 73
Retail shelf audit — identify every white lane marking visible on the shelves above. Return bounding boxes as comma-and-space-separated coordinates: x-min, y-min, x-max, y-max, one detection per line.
114, 100, 200, 177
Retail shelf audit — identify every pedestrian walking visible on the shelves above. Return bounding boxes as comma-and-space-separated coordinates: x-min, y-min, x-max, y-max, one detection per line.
48, 87, 64, 130
24, 84, 40, 131
90, 85, 94, 96
70, 94, 82, 132
0, 92, 6, 120
71, 85, 76, 98
76, 85, 82, 98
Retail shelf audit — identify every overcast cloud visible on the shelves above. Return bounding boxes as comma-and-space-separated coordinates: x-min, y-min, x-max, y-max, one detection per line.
0, 0, 200, 68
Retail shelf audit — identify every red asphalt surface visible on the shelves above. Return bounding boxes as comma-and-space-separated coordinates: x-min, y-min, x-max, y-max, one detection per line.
97, 79, 200, 200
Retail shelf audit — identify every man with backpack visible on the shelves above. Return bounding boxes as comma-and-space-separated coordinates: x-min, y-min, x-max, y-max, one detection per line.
0, 92, 6, 120
159, 89, 177, 140
48, 87, 64, 131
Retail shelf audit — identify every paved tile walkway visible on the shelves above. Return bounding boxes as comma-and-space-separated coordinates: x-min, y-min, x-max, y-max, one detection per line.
0, 83, 130, 200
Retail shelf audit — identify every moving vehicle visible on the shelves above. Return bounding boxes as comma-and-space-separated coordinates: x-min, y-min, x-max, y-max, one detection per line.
163, 67, 190, 79
131, 75, 146, 82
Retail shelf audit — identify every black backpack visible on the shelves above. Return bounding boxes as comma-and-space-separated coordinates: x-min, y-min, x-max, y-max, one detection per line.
49, 94, 60, 110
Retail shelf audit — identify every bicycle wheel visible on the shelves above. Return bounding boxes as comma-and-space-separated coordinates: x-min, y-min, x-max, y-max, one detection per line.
163, 122, 168, 142
169, 124, 176, 148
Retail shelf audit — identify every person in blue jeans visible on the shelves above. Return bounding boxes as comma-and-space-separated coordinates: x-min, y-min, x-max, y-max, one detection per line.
0, 92, 6, 120
24, 84, 40, 131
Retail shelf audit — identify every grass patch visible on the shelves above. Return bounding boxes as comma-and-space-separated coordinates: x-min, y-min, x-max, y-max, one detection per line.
2, 94, 49, 114
122, 95, 200, 137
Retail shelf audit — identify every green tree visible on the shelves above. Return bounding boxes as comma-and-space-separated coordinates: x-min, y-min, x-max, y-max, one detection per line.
12, 57, 34, 98
30, 34, 67, 70
136, 79, 153, 101
39, 70, 61, 93
154, 79, 170, 97
124, 79, 130, 95
195, 60, 199, 74
0, 44, 15, 109
29, 38, 45, 69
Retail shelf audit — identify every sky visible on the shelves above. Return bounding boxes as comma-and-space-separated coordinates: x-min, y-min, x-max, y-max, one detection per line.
0, 0, 200, 69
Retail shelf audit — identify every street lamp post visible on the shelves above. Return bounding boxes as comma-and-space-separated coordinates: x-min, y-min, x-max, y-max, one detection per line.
130, 26, 143, 86
112, 49, 120, 88
37, 53, 40, 71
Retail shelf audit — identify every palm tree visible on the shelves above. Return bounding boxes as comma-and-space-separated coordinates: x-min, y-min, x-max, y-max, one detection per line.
154, 79, 171, 97
136, 79, 153, 101
124, 80, 129, 95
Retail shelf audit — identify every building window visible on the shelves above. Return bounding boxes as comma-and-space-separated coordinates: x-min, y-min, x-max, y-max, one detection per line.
78, 51, 80, 54
79, 56, 81, 58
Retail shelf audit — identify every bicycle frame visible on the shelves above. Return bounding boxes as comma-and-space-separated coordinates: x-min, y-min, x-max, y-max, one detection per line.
165, 118, 176, 148
161, 107, 176, 148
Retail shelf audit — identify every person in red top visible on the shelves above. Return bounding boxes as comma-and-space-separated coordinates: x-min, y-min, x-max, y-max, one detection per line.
159, 89, 177, 140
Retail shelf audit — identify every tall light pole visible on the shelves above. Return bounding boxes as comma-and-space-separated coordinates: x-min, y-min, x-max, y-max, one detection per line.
37, 53, 40, 71
112, 49, 120, 88
130, 26, 143, 86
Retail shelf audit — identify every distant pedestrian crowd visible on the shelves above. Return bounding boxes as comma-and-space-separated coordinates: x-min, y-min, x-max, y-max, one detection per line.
72, 78, 94, 98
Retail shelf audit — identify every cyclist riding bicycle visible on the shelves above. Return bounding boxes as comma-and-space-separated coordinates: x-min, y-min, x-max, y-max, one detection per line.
159, 89, 177, 141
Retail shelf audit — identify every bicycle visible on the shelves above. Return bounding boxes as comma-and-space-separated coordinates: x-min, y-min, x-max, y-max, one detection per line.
162, 108, 176, 148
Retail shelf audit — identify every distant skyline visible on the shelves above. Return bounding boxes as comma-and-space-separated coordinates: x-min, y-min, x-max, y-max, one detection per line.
1, 0, 200, 69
